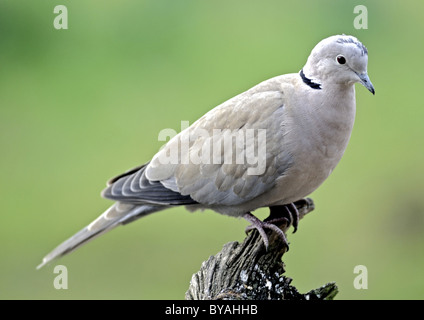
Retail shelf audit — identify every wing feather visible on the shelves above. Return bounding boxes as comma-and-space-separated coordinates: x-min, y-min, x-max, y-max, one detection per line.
102, 164, 197, 205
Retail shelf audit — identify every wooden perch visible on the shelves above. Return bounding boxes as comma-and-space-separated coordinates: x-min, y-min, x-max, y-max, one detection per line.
185, 198, 338, 300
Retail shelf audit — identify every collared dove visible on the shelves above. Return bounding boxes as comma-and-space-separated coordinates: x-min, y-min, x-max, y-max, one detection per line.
38, 34, 374, 269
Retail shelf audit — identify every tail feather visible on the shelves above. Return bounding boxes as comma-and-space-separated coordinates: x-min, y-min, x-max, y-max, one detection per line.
37, 203, 161, 269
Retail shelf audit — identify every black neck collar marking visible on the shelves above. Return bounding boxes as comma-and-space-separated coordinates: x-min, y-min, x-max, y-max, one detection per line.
300, 69, 322, 90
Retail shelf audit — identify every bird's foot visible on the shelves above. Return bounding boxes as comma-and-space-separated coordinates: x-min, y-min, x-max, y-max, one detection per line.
243, 212, 289, 251
267, 202, 300, 233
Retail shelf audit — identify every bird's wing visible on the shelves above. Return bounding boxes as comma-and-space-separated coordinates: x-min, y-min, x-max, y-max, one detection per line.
145, 75, 295, 206
102, 163, 198, 205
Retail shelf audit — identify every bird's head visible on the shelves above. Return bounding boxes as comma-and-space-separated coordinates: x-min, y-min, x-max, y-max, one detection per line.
302, 35, 375, 95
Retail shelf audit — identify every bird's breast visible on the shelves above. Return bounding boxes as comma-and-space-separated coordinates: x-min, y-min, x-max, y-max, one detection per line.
272, 88, 356, 203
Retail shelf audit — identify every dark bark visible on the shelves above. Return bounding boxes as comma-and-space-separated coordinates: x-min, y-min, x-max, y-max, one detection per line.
185, 198, 338, 300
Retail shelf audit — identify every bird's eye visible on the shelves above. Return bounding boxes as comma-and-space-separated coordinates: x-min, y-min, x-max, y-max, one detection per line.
337, 55, 346, 65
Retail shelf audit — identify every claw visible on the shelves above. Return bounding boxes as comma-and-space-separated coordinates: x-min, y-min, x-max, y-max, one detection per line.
243, 212, 289, 251
268, 203, 300, 234
288, 203, 300, 233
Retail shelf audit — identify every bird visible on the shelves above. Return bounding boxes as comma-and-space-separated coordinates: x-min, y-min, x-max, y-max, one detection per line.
37, 34, 374, 269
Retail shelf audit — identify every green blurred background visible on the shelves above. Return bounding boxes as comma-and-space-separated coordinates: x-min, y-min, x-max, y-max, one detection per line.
1, 0, 423, 299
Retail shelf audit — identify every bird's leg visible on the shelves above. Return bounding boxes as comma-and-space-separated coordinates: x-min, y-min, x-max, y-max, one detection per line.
266, 203, 300, 233
243, 212, 289, 251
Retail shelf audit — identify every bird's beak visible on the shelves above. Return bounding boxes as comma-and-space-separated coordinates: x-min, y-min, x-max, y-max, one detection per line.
358, 73, 375, 95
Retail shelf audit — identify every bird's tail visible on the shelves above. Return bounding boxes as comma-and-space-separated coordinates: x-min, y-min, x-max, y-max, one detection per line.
37, 202, 162, 269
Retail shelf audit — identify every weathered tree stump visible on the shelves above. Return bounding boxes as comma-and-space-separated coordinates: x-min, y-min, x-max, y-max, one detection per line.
186, 198, 338, 300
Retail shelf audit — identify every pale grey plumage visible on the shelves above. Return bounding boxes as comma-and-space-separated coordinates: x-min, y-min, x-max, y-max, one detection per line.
38, 34, 374, 269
